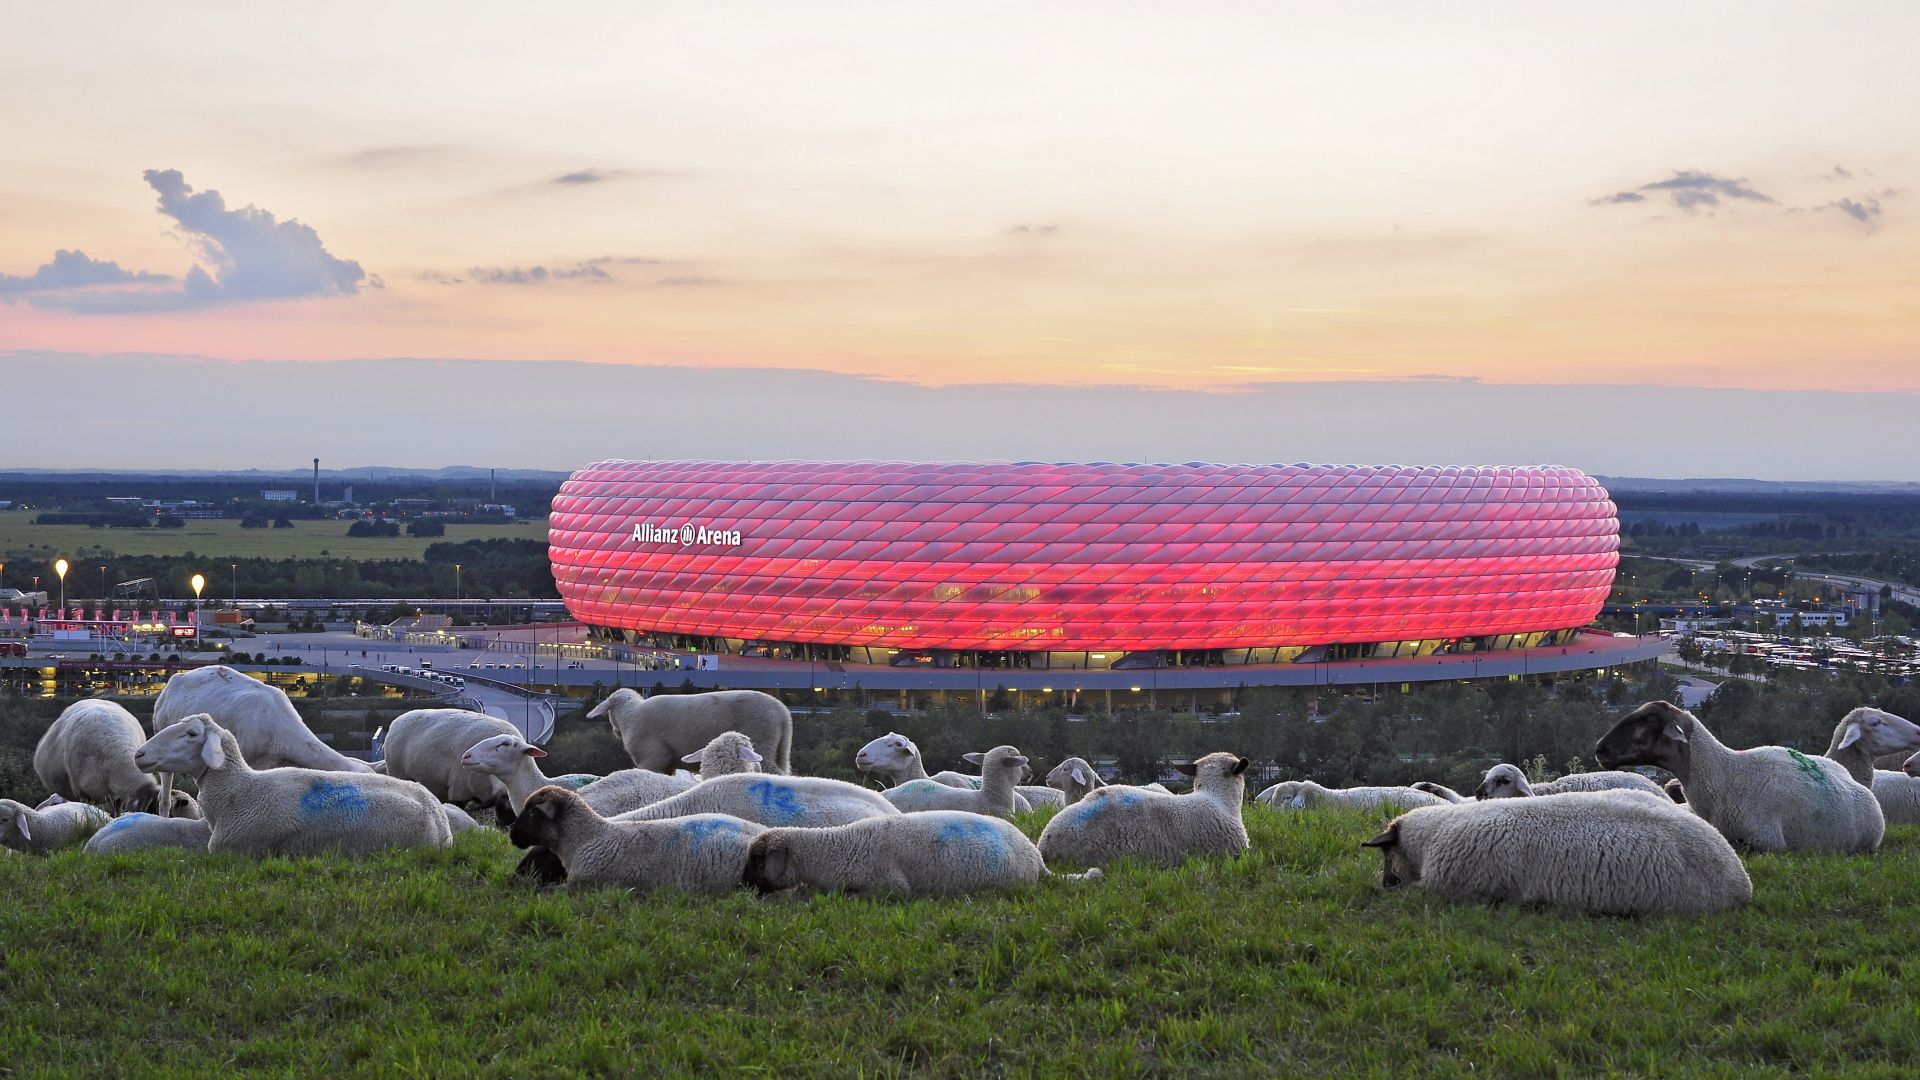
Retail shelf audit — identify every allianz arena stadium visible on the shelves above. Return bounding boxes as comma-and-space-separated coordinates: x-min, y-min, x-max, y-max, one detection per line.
548, 461, 1655, 693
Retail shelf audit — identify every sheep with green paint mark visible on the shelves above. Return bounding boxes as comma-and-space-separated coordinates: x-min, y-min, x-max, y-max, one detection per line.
0, 797, 111, 854
509, 785, 766, 892
459, 733, 608, 815
744, 811, 1044, 896
1038, 752, 1251, 869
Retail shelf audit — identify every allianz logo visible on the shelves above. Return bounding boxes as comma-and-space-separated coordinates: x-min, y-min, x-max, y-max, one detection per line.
631, 521, 744, 547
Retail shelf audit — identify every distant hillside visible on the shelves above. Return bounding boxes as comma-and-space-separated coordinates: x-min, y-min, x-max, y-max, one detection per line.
1598, 476, 1920, 495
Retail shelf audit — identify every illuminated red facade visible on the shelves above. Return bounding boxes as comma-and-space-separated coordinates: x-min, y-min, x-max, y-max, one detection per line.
548, 461, 1618, 653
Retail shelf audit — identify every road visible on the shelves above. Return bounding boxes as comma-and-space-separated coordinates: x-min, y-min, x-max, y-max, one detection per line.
1641, 552, 1920, 607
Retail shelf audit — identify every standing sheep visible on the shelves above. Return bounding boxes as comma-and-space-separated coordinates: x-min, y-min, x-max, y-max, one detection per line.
1255, 780, 1451, 811
588, 689, 793, 775
612, 773, 900, 829
509, 786, 767, 893
744, 811, 1045, 896
1473, 763, 1666, 800
680, 731, 765, 779
1595, 701, 1883, 854
33, 698, 161, 813
1363, 789, 1751, 915
0, 798, 111, 854
882, 746, 1031, 818
1038, 752, 1250, 869
383, 708, 521, 808
1822, 707, 1920, 826
134, 714, 453, 857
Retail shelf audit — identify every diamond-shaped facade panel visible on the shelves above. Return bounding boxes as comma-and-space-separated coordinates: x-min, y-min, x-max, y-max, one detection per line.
548, 461, 1620, 652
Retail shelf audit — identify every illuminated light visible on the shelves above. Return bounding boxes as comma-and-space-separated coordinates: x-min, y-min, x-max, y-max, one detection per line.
1130, 686, 1143, 692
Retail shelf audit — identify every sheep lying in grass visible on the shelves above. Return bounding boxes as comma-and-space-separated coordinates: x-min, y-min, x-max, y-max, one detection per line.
509, 786, 766, 892
1822, 707, 1920, 826
152, 665, 373, 817
853, 732, 1061, 808
33, 698, 161, 813
1038, 752, 1250, 869
1255, 780, 1450, 812
612, 773, 901, 829
1595, 701, 1883, 854
1364, 789, 1752, 915
1046, 757, 1105, 804
83, 812, 212, 855
383, 709, 520, 808
744, 811, 1045, 896
135, 714, 453, 857
589, 688, 793, 774
1409, 782, 1467, 803
571, 770, 699, 816
443, 804, 481, 835
460, 734, 602, 815
0, 798, 111, 854
882, 746, 1030, 818
680, 731, 764, 779
1473, 763, 1666, 800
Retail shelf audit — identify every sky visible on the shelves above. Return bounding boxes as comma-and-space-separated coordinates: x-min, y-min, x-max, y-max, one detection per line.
2, 2, 1917, 475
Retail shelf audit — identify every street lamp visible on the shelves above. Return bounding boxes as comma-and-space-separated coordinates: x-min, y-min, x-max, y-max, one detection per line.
230, 563, 238, 606
54, 558, 68, 616
455, 563, 462, 601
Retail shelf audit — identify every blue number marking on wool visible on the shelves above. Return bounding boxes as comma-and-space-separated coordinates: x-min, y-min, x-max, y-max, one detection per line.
299, 780, 371, 823
935, 818, 1007, 868
747, 780, 806, 823
1067, 789, 1139, 828
677, 817, 740, 853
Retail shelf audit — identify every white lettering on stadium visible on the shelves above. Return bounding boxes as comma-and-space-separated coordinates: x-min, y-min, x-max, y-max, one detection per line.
630, 521, 744, 547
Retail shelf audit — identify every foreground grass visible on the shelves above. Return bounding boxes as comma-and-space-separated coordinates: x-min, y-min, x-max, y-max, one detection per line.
0, 509, 548, 561
4, 811, 1920, 1077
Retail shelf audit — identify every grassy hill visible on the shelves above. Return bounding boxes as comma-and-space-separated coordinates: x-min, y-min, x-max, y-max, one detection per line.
0, 509, 548, 562
4, 808, 1918, 1074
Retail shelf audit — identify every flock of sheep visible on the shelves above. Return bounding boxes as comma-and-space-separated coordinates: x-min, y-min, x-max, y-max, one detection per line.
9, 666, 1920, 918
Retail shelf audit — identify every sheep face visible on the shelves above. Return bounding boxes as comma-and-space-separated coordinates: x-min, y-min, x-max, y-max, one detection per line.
742, 833, 797, 893
507, 787, 577, 850
1836, 707, 1920, 758
1594, 701, 1690, 773
1258, 781, 1305, 808
961, 745, 1029, 780
1906, 749, 1920, 779
1474, 764, 1533, 800
1046, 757, 1098, 791
134, 715, 228, 777
462, 734, 543, 776
854, 733, 918, 777
0, 801, 30, 848
683, 732, 763, 770
1362, 821, 1419, 888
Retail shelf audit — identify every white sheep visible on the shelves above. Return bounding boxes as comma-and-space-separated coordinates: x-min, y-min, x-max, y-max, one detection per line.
1046, 757, 1105, 804
1473, 763, 1667, 800
33, 698, 162, 813
882, 746, 1031, 818
853, 732, 1057, 808
383, 708, 521, 808
1364, 789, 1752, 915
611, 773, 901, 829
1821, 707, 1920, 826
1037, 752, 1250, 869
1254, 780, 1451, 811
0, 798, 111, 854
152, 665, 374, 818
1409, 782, 1468, 803
1595, 700, 1883, 854
441, 804, 481, 835
458, 733, 606, 814
83, 812, 213, 855
571, 769, 700, 817
588, 688, 793, 774
680, 730, 764, 779
134, 713, 453, 857
509, 785, 767, 892
744, 811, 1045, 896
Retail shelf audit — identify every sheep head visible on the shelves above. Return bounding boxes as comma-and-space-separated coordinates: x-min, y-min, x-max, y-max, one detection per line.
1833, 707, 1920, 758
853, 733, 919, 779
135, 714, 231, 778
1595, 701, 1691, 776
508, 786, 581, 851
463, 733, 544, 776
742, 833, 797, 893
1362, 819, 1419, 888
1474, 763, 1535, 800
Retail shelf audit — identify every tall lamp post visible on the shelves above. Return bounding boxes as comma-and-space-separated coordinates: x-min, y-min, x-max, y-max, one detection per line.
455, 563, 462, 601
230, 563, 238, 607
54, 558, 68, 618
191, 574, 205, 637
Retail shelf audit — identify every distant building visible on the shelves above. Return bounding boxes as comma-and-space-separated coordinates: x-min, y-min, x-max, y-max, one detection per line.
261, 490, 300, 502
480, 503, 518, 517
106, 496, 143, 506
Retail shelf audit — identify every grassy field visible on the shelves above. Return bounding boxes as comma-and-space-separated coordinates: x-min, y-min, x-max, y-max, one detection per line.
0, 509, 548, 561
4, 809, 1919, 1076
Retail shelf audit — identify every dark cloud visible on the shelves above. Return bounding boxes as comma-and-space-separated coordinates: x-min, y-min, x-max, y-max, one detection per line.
1828, 166, 1855, 181
1588, 191, 1645, 205
1829, 197, 1881, 225
554, 169, 618, 185
0, 250, 172, 296
1592, 170, 1774, 212
417, 270, 464, 285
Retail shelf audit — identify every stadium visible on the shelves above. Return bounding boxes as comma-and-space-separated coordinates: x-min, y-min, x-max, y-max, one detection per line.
547, 460, 1664, 702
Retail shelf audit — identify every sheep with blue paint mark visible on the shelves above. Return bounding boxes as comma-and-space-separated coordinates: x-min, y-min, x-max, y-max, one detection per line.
1037, 752, 1251, 869
881, 746, 1031, 818
508, 785, 767, 892
611, 773, 900, 829
135, 713, 453, 857
744, 810, 1045, 896
0, 797, 111, 854
83, 811, 212, 854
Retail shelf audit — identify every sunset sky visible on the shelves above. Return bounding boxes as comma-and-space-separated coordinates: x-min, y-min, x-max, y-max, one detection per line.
2, 2, 1916, 472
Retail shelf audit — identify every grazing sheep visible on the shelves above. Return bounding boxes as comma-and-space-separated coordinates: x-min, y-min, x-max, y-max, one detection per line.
1595, 701, 1883, 854
1364, 789, 1752, 915
134, 714, 453, 857
1473, 763, 1667, 800
680, 731, 764, 779
744, 811, 1045, 896
383, 708, 520, 808
1038, 752, 1250, 869
1255, 780, 1451, 811
83, 812, 213, 855
1822, 707, 1920, 826
1410, 782, 1468, 804
509, 786, 766, 893
588, 688, 793, 774
459, 733, 603, 814
0, 798, 111, 854
612, 773, 901, 829
853, 732, 1057, 807
33, 699, 162, 813
882, 746, 1030, 818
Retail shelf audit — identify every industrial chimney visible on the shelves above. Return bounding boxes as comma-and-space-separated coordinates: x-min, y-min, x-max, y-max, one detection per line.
313, 458, 320, 503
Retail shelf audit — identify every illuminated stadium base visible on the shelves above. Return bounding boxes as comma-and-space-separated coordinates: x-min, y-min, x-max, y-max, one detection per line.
549, 460, 1647, 698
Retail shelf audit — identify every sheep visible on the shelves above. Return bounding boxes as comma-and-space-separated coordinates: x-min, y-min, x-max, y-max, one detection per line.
33, 698, 161, 813
459, 733, 604, 815
680, 730, 764, 779
1255, 780, 1451, 811
853, 731, 1055, 808
1595, 700, 1883, 854
443, 804, 481, 835
134, 713, 453, 857
1045, 756, 1105, 804
508, 785, 767, 893
572, 769, 700, 817
744, 811, 1045, 896
611, 773, 901, 829
1821, 707, 1920, 826
1363, 789, 1751, 915
165, 791, 204, 820
1473, 763, 1667, 800
382, 708, 520, 808
1038, 752, 1250, 869
881, 745, 1034, 818
1410, 782, 1468, 804
0, 798, 111, 854
588, 688, 793, 774
83, 812, 212, 855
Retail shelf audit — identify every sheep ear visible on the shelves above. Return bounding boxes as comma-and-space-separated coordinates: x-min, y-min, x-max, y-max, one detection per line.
523, 746, 548, 759
961, 752, 984, 765
16, 815, 31, 841
1232, 756, 1250, 775
761, 841, 788, 882
1289, 792, 1307, 809
1071, 764, 1091, 785
1361, 825, 1398, 849
1171, 761, 1199, 777
681, 749, 706, 764
739, 746, 764, 763
1837, 726, 1863, 750
1662, 719, 1689, 744
200, 734, 226, 771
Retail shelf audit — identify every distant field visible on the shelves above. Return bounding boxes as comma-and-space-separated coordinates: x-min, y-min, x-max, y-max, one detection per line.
0, 510, 549, 561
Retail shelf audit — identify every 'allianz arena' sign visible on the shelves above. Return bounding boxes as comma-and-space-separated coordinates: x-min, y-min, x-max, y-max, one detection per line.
631, 521, 744, 547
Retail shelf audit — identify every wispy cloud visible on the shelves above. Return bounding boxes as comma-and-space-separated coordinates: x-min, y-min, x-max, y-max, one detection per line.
553, 168, 620, 185
337, 145, 462, 168
459, 255, 678, 286
1592, 170, 1774, 212
0, 250, 172, 296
